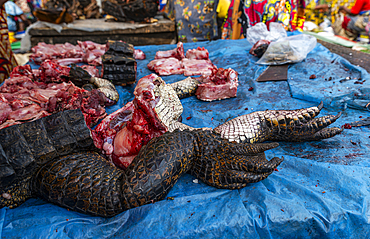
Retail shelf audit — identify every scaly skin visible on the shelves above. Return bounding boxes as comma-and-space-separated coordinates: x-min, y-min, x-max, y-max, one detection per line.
31, 129, 282, 217
214, 102, 343, 143
0, 110, 97, 209
170, 77, 201, 99
0, 101, 341, 217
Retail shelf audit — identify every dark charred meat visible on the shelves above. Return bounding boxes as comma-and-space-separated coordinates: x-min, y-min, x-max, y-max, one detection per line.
105, 40, 134, 57
121, 0, 159, 22
250, 40, 271, 58
102, 0, 158, 22
101, 54, 137, 86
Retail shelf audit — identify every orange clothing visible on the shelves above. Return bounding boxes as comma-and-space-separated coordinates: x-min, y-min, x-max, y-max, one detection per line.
0, 6, 18, 82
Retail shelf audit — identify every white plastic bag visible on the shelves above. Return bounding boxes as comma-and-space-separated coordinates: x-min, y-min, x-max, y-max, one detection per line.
257, 34, 317, 65
247, 22, 287, 45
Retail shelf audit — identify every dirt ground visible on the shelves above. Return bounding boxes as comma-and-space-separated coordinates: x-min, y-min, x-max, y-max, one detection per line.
317, 39, 370, 73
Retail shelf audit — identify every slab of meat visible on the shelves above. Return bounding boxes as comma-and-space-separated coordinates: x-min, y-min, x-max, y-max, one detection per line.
0, 71, 107, 130
9, 65, 37, 80
38, 60, 72, 83
149, 44, 214, 76
185, 47, 209, 60
155, 42, 185, 60
134, 49, 146, 60
196, 68, 239, 101
30, 42, 85, 65
53, 58, 84, 66
147, 57, 184, 76
181, 58, 215, 76
101, 54, 137, 85
105, 40, 134, 57
30, 40, 145, 66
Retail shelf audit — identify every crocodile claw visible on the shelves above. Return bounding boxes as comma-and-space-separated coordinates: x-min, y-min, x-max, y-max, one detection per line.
190, 132, 283, 189
214, 102, 342, 143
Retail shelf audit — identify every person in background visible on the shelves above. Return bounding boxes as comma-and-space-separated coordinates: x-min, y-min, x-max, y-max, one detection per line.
221, 0, 306, 40
0, 0, 18, 82
4, 0, 31, 33
15, 0, 37, 24
333, 0, 370, 40
164, 0, 219, 42
216, 0, 230, 38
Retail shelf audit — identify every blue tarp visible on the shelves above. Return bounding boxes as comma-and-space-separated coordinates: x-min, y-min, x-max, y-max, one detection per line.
1, 34, 370, 238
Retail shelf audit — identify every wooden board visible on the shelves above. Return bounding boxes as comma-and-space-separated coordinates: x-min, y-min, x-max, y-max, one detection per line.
256, 65, 289, 82
29, 17, 176, 47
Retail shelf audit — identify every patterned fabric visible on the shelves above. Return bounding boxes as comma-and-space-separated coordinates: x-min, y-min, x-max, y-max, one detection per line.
165, 0, 219, 42
331, 0, 369, 40
221, 0, 306, 40
0, 6, 18, 82
330, 0, 355, 23
304, 0, 330, 26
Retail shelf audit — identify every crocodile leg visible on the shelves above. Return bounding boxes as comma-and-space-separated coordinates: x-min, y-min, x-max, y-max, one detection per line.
170, 77, 201, 99
214, 102, 343, 143
190, 131, 283, 189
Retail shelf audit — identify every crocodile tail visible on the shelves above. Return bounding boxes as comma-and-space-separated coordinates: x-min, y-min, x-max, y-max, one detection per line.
32, 130, 197, 217
33, 152, 126, 217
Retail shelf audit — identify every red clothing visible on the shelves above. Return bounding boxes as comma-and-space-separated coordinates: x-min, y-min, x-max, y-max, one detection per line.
350, 0, 370, 15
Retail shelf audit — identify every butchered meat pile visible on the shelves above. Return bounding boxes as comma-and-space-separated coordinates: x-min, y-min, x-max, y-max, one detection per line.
147, 42, 215, 76
148, 42, 239, 101
29, 40, 146, 66
0, 64, 107, 130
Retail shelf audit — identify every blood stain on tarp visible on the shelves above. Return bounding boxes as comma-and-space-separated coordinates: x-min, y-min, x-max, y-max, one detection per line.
201, 110, 212, 113
342, 123, 352, 129
344, 153, 363, 158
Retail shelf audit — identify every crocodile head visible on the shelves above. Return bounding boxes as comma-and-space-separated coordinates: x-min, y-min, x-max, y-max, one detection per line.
92, 74, 183, 169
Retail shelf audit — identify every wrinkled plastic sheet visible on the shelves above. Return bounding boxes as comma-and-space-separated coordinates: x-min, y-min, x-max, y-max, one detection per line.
2, 34, 370, 238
